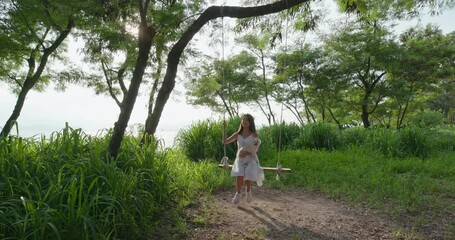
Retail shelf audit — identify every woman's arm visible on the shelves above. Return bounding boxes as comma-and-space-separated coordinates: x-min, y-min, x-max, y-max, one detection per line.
224, 132, 238, 144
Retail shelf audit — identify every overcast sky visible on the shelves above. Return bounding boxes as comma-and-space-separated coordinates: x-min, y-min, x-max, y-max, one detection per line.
1, 2, 454, 146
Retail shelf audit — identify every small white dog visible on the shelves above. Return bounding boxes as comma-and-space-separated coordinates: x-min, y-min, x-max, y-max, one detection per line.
236, 137, 261, 164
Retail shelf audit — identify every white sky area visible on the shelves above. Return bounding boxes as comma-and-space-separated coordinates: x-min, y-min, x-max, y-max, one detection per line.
1, 1, 454, 147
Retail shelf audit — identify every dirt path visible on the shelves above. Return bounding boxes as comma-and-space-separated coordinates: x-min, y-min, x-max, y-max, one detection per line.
187, 187, 407, 240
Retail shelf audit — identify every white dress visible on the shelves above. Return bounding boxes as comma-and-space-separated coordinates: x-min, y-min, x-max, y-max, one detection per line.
231, 134, 265, 186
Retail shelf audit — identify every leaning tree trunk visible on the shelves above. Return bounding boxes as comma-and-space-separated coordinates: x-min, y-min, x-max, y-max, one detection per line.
146, 0, 309, 135
261, 51, 276, 125
361, 92, 371, 128
108, 24, 156, 157
1, 20, 73, 138
141, 51, 163, 146
328, 108, 342, 130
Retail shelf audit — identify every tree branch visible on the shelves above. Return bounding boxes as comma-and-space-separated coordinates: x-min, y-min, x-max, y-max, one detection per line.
42, 0, 62, 31
0, 65, 22, 88
11, 0, 46, 48
149, 0, 308, 133
24, 18, 74, 90
101, 61, 122, 107
138, 0, 151, 24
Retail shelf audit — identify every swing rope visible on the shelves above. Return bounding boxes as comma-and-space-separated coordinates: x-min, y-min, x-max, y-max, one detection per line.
276, 103, 284, 180
220, 5, 229, 168
219, 5, 291, 176
276, 8, 290, 180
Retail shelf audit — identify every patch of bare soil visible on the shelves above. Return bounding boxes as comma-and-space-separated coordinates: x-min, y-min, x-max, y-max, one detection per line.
187, 187, 410, 240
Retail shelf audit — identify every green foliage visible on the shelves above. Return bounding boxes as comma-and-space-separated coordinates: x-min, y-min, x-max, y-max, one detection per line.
340, 126, 368, 146
427, 126, 455, 152
365, 127, 401, 157
185, 51, 260, 116
259, 122, 302, 150
0, 124, 228, 239
389, 25, 455, 128
297, 123, 341, 150
0, 0, 90, 91
397, 127, 429, 158
275, 148, 455, 221
337, 0, 452, 20
347, 127, 431, 158
177, 120, 454, 160
175, 117, 239, 162
409, 110, 444, 128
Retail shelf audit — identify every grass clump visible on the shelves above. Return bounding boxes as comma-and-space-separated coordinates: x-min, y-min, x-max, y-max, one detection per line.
175, 117, 239, 162
0, 124, 229, 239
298, 122, 341, 150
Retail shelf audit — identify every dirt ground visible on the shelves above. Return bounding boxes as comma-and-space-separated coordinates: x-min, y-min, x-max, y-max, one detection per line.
186, 187, 423, 240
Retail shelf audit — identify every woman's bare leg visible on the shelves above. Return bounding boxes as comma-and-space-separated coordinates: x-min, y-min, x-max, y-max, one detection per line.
245, 180, 251, 192
236, 176, 244, 193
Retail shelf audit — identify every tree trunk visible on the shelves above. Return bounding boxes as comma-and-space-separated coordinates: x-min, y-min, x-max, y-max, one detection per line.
141, 52, 163, 145
303, 94, 315, 123
261, 51, 276, 125
361, 91, 371, 128
396, 102, 403, 129
255, 100, 272, 125
328, 108, 342, 129
1, 20, 73, 138
146, 0, 308, 135
283, 101, 304, 125
397, 83, 415, 129
108, 24, 156, 157
361, 105, 370, 128
398, 98, 411, 129
2, 88, 30, 137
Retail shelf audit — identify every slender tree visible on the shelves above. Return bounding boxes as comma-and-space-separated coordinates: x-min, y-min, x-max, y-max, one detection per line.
185, 51, 258, 117
0, 0, 85, 137
390, 25, 455, 128
274, 44, 329, 124
323, 21, 399, 128
236, 33, 277, 125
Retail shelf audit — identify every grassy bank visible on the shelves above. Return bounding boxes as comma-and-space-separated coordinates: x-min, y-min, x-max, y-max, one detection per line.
256, 148, 455, 238
0, 125, 230, 239
1, 122, 454, 239
261, 148, 455, 215
179, 121, 455, 237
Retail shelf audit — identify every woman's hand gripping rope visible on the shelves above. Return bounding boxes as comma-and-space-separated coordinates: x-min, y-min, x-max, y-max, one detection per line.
221, 120, 229, 168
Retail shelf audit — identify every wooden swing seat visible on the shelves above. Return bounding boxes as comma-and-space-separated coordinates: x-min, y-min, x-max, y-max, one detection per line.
217, 164, 291, 173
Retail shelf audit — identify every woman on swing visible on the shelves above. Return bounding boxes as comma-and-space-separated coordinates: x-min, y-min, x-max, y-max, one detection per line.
224, 113, 265, 204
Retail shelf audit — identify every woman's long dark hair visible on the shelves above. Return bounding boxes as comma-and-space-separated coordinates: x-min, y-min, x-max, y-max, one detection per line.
237, 114, 256, 134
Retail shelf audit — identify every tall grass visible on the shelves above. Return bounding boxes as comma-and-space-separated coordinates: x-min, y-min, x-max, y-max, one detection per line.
298, 122, 341, 150
1, 121, 454, 238
178, 121, 454, 161
264, 147, 455, 234
259, 122, 302, 150
177, 120, 455, 236
175, 117, 239, 162
0, 124, 229, 239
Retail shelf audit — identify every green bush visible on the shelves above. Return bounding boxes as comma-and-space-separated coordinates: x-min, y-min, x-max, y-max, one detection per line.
340, 126, 368, 147
429, 131, 455, 152
297, 122, 341, 150
0, 124, 229, 239
409, 110, 444, 128
176, 118, 454, 162
397, 127, 429, 158
365, 128, 400, 157
259, 122, 302, 150
175, 117, 238, 162
364, 127, 431, 158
